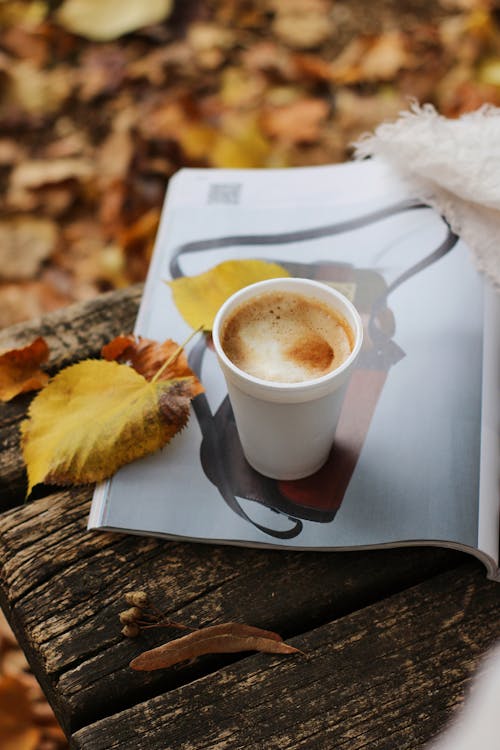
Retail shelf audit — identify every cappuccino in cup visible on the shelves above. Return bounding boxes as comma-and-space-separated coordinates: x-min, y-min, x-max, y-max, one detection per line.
212, 278, 363, 480
220, 291, 354, 383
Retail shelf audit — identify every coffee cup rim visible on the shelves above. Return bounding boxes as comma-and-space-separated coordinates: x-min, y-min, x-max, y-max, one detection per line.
212, 277, 363, 395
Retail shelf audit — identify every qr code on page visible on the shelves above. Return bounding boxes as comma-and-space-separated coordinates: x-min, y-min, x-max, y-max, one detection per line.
207, 183, 242, 205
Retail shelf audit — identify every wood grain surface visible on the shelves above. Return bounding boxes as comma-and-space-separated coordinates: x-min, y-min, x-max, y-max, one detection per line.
0, 286, 498, 749
70, 563, 500, 750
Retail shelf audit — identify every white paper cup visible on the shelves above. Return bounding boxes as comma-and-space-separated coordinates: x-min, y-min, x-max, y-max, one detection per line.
212, 277, 363, 480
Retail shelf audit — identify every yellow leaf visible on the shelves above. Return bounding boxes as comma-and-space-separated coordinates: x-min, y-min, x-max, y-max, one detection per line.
167, 259, 290, 331
479, 58, 500, 86
56, 0, 173, 42
178, 124, 217, 160
21, 359, 194, 494
212, 113, 272, 168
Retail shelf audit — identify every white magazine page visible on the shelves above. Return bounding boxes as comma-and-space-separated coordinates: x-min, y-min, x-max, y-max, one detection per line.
90, 160, 494, 567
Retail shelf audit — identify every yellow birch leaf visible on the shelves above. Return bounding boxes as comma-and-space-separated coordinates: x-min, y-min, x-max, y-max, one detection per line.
21, 359, 194, 494
167, 259, 290, 331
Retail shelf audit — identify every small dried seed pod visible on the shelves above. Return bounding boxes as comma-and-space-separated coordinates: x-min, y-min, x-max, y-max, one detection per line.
121, 623, 140, 638
119, 607, 143, 625
125, 591, 149, 607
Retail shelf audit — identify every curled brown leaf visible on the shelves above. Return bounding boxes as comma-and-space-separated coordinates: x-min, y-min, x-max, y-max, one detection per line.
130, 622, 302, 671
0, 337, 49, 402
101, 334, 204, 397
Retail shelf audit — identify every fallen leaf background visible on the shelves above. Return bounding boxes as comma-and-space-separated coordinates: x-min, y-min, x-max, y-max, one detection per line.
0, 610, 67, 750
1, 0, 500, 745
1, 0, 499, 330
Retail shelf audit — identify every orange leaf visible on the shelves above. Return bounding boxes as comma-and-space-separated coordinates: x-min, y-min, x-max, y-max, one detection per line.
0, 675, 41, 750
261, 98, 329, 143
101, 335, 204, 397
130, 622, 302, 671
0, 337, 49, 402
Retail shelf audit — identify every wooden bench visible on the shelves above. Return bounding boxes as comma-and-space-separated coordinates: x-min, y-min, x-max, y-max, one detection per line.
0, 286, 499, 749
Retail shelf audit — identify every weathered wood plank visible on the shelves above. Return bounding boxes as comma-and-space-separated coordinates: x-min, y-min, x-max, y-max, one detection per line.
0, 488, 465, 734
0, 286, 142, 509
71, 562, 500, 750
0, 284, 143, 357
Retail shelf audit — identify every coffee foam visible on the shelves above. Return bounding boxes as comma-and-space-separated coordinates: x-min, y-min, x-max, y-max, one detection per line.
221, 290, 354, 383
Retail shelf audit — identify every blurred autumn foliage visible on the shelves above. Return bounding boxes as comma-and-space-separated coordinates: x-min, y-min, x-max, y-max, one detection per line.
0, 0, 499, 330
0, 610, 66, 750
1, 0, 500, 746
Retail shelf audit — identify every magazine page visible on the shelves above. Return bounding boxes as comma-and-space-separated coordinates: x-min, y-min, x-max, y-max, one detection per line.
89, 160, 497, 574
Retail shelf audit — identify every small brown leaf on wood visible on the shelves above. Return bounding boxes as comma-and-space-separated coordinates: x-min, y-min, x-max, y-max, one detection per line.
0, 337, 49, 402
101, 335, 204, 397
130, 622, 302, 671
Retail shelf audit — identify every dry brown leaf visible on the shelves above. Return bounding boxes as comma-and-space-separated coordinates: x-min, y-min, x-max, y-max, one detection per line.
241, 41, 296, 80
118, 208, 161, 274
271, 0, 334, 49
98, 110, 135, 174
44, 127, 91, 160
358, 31, 411, 81
1, 25, 50, 65
130, 623, 301, 671
0, 337, 49, 402
10, 157, 94, 192
0, 675, 41, 750
76, 45, 129, 101
0, 611, 67, 748
0, 59, 74, 116
8, 157, 94, 211
101, 335, 204, 396
334, 88, 406, 142
56, 220, 123, 290
0, 610, 18, 653
0, 281, 69, 329
1, 648, 31, 679
0, 216, 58, 281
187, 22, 235, 69
127, 47, 174, 86
292, 52, 340, 82
137, 98, 188, 141
0, 138, 26, 165
261, 98, 329, 143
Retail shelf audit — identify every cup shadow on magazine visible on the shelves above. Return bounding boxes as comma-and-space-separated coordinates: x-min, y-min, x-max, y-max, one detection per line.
179, 211, 458, 540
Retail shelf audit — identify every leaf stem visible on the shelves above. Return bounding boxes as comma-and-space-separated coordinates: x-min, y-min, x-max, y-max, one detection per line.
151, 325, 204, 384
139, 619, 197, 631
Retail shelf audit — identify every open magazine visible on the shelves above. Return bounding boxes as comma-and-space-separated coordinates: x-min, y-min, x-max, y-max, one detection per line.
89, 159, 500, 581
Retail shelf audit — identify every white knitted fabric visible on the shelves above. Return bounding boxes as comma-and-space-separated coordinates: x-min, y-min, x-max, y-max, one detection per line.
353, 102, 500, 289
